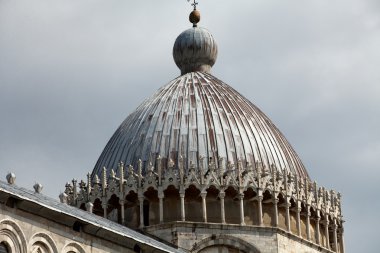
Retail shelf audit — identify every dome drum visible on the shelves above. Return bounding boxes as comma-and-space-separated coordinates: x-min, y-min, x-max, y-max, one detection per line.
65, 159, 344, 252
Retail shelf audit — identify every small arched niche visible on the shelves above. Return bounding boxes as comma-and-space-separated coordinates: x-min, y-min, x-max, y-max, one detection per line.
163, 185, 181, 222
125, 191, 139, 228
185, 185, 202, 222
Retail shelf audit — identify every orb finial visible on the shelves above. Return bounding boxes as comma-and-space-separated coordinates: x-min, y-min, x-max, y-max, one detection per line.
188, 0, 200, 27
6, 172, 16, 185
173, 0, 217, 74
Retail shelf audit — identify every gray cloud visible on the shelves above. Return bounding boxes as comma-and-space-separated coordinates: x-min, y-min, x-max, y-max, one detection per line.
1, 1, 379, 252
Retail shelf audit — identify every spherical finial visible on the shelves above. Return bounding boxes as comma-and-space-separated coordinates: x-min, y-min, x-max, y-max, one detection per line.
59, 192, 68, 204
189, 9, 201, 27
173, 27, 218, 75
33, 183, 43, 193
6, 172, 16, 185
85, 202, 94, 213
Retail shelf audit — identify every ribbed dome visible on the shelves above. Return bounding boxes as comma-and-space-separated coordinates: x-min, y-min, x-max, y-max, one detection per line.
93, 72, 309, 179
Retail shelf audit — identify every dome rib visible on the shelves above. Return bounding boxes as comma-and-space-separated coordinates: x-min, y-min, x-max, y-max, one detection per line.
206, 74, 245, 165
200, 74, 229, 167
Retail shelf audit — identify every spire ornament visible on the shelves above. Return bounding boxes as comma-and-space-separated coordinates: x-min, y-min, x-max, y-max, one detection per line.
188, 0, 200, 27
188, 0, 198, 10
173, 0, 217, 75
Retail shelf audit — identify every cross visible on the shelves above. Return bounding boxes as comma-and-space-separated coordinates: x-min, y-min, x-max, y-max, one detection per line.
187, 0, 198, 10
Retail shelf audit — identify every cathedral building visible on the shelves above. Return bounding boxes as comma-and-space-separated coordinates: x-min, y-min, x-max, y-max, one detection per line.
0, 5, 344, 253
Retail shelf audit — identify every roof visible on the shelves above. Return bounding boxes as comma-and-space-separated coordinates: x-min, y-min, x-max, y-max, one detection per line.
0, 180, 184, 253
93, 72, 309, 179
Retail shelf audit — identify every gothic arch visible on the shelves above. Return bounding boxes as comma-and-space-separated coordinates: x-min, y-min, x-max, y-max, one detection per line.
0, 219, 27, 253
29, 233, 58, 253
191, 235, 261, 253
62, 242, 85, 253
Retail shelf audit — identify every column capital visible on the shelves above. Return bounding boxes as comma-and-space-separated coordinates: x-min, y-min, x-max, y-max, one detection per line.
137, 189, 144, 199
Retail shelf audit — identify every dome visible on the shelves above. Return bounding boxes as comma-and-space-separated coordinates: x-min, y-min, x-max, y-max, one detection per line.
173, 27, 218, 75
68, 9, 344, 250
92, 71, 309, 179
92, 8, 309, 180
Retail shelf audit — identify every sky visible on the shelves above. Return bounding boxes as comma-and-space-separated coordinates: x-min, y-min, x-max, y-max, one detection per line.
0, 0, 379, 252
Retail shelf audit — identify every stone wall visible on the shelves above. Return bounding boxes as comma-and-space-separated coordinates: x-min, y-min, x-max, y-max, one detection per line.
0, 203, 149, 253
145, 222, 335, 253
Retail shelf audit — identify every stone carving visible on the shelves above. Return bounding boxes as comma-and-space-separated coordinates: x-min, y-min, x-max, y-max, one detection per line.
68, 158, 343, 236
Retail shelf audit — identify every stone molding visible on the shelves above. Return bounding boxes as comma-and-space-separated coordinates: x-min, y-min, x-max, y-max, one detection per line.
0, 219, 27, 253
29, 232, 58, 253
62, 242, 86, 253
191, 234, 260, 253
67, 161, 342, 223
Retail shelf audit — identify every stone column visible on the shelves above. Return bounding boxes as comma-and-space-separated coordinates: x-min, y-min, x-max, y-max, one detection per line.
285, 199, 291, 232
138, 196, 144, 228
325, 218, 330, 249
315, 210, 321, 245
102, 202, 108, 219
273, 195, 279, 227
239, 193, 245, 225
119, 199, 125, 225
339, 227, 345, 253
158, 191, 164, 224
180, 191, 185, 222
201, 192, 207, 222
332, 219, 338, 252
257, 196, 263, 226
296, 204, 301, 237
219, 191, 226, 224
306, 204, 311, 240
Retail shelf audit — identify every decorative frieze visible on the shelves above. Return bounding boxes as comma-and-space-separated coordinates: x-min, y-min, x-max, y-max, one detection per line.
65, 159, 344, 252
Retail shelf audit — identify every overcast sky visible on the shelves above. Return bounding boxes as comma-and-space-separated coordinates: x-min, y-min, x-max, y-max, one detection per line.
0, 0, 379, 252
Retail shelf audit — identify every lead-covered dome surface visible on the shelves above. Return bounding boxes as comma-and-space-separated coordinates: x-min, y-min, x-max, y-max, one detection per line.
93, 72, 309, 179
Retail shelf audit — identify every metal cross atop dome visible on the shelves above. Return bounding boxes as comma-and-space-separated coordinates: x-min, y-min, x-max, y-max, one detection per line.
188, 0, 198, 10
